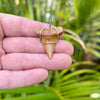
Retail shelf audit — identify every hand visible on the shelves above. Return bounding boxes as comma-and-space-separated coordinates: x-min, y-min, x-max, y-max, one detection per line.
0, 13, 74, 89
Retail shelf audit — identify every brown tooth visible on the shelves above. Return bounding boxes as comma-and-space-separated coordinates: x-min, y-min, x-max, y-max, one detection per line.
35, 27, 63, 59
41, 35, 57, 59
44, 43, 55, 59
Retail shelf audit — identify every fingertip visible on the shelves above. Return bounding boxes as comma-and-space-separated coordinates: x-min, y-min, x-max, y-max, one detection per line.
25, 68, 48, 86
55, 40, 74, 55
33, 68, 48, 82
69, 42, 74, 55
47, 53, 72, 70
62, 54, 72, 70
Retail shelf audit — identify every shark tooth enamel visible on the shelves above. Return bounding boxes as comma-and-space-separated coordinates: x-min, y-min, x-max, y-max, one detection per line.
35, 27, 63, 59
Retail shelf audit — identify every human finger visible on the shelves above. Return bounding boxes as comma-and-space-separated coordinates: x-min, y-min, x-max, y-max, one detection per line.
3, 37, 74, 55
0, 68, 48, 89
1, 53, 72, 70
0, 13, 53, 37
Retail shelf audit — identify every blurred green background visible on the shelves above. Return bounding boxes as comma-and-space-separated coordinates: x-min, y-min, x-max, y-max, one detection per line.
0, 0, 100, 100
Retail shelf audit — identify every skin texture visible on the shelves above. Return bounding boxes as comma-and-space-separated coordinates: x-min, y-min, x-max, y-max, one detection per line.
0, 13, 74, 89
0, 17, 5, 69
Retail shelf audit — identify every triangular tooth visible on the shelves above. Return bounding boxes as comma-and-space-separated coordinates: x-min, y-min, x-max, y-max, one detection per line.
41, 36, 57, 59
35, 28, 63, 59
44, 43, 55, 59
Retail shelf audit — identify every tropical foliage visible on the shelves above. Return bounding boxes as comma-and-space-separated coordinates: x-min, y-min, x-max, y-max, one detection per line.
0, 0, 100, 100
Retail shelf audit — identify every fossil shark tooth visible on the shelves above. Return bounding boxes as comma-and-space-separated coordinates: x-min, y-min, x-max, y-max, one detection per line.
35, 27, 63, 59
41, 35, 57, 59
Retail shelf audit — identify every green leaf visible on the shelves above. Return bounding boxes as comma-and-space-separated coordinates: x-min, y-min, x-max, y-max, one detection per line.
87, 43, 100, 50
89, 38, 100, 43
87, 48, 100, 58
27, 0, 34, 20
1, 93, 60, 100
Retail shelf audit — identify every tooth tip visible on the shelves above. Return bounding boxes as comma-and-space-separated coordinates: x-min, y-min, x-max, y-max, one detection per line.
44, 43, 55, 59
48, 55, 53, 59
